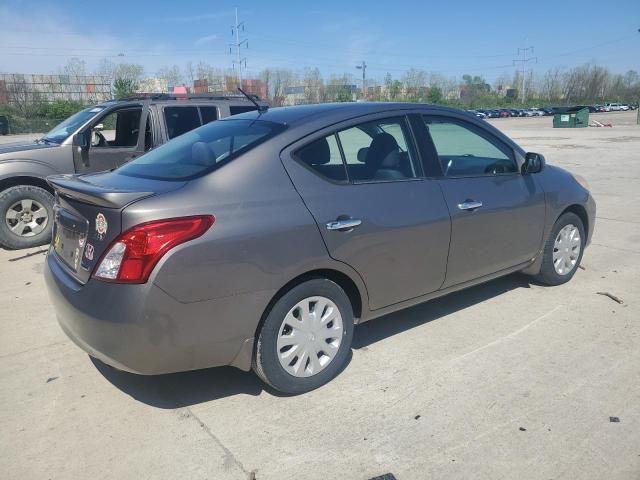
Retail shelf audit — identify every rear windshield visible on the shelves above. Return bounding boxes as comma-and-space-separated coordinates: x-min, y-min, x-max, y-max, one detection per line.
116, 119, 285, 180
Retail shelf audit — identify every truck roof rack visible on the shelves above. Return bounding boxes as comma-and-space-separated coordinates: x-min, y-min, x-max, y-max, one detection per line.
117, 93, 262, 102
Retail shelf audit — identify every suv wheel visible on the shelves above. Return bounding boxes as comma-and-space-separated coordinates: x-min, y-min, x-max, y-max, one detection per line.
253, 279, 354, 394
535, 212, 585, 286
0, 185, 54, 250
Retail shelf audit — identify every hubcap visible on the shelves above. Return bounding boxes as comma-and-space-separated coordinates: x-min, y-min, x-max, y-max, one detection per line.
277, 296, 344, 378
552, 224, 581, 275
5, 198, 48, 238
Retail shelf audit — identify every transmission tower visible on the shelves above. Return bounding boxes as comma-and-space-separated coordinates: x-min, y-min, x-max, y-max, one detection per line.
230, 8, 248, 86
513, 47, 537, 102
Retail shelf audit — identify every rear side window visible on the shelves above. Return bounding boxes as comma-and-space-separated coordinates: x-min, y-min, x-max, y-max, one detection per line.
296, 134, 347, 182
117, 119, 286, 181
165, 106, 201, 139
200, 106, 218, 124
297, 116, 418, 183
230, 105, 258, 116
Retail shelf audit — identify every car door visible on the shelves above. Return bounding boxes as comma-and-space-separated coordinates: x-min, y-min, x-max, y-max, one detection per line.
81, 105, 145, 172
421, 114, 546, 287
281, 114, 451, 310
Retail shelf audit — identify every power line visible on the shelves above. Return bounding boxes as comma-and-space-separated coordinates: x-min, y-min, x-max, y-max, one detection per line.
230, 7, 248, 84
513, 46, 537, 102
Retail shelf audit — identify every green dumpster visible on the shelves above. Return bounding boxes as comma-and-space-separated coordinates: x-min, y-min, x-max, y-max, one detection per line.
553, 107, 589, 128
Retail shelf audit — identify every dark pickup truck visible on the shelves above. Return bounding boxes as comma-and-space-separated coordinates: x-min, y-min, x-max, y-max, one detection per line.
0, 94, 266, 249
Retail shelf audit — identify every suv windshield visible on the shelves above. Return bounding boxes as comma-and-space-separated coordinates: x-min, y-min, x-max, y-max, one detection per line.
117, 119, 285, 181
43, 106, 105, 144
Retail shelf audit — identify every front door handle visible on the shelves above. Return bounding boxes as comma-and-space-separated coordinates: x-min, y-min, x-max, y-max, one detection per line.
458, 200, 483, 211
326, 218, 362, 231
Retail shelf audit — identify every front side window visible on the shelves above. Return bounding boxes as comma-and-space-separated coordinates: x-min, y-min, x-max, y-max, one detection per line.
200, 106, 218, 124
92, 107, 142, 148
117, 119, 285, 181
423, 116, 517, 177
165, 106, 201, 139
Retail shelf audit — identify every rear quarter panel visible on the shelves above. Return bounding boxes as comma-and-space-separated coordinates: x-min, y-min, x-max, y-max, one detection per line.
122, 140, 368, 332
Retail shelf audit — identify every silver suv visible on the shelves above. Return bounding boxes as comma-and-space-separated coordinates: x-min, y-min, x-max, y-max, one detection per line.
0, 94, 266, 249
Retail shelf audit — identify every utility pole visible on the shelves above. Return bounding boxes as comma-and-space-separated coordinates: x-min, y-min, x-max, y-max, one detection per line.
356, 61, 367, 99
513, 47, 537, 103
230, 8, 248, 87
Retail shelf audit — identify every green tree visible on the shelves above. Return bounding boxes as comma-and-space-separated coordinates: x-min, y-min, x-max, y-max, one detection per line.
46, 100, 84, 120
427, 86, 443, 104
113, 78, 139, 99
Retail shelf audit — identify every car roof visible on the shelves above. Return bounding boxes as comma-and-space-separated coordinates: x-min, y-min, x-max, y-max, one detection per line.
221, 102, 463, 126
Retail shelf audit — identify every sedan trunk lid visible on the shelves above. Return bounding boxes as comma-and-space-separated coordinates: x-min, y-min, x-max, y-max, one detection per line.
47, 171, 186, 284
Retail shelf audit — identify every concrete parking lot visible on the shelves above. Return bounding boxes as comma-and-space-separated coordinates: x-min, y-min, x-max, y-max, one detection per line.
1, 111, 638, 480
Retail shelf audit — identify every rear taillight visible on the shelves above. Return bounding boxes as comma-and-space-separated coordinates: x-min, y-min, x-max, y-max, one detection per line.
93, 215, 214, 284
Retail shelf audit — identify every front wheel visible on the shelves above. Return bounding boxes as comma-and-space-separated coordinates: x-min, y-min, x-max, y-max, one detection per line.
0, 185, 54, 250
535, 212, 585, 286
253, 279, 354, 394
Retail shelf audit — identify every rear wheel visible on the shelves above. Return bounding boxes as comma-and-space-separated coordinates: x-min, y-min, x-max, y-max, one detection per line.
253, 279, 354, 394
0, 185, 54, 250
535, 212, 585, 286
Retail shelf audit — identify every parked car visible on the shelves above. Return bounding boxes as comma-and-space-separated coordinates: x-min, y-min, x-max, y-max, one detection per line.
45, 102, 596, 394
606, 103, 622, 111
0, 115, 9, 135
498, 109, 511, 118
0, 93, 267, 249
466, 109, 486, 119
619, 104, 630, 111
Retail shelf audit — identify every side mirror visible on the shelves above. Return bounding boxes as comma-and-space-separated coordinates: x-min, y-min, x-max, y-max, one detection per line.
522, 152, 545, 174
94, 123, 104, 131
72, 131, 89, 148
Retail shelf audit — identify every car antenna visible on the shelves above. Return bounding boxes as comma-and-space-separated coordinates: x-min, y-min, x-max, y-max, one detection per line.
237, 87, 268, 113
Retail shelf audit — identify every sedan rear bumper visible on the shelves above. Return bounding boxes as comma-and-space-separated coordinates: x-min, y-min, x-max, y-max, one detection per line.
45, 251, 273, 374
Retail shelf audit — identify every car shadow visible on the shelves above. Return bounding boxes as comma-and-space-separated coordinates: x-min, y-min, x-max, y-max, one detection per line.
93, 273, 534, 409
353, 273, 533, 349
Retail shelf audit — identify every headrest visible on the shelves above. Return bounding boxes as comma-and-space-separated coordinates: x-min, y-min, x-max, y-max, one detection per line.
366, 132, 399, 169
357, 147, 369, 163
298, 137, 330, 165
191, 141, 214, 167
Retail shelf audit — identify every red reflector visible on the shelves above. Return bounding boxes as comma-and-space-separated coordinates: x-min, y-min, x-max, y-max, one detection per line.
93, 215, 214, 284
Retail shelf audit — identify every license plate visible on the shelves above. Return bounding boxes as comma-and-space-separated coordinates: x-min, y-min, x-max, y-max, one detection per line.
53, 208, 87, 272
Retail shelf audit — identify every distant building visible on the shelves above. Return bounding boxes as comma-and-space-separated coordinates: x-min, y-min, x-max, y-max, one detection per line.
241, 79, 267, 99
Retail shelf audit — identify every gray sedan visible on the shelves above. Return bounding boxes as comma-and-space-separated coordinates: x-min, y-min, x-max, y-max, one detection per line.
44, 103, 595, 394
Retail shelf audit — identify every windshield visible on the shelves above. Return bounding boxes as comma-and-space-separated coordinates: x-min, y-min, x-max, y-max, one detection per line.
43, 106, 105, 144
117, 119, 286, 181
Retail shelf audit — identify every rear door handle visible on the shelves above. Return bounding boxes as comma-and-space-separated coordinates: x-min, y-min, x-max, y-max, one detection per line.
457, 200, 483, 211
326, 218, 362, 231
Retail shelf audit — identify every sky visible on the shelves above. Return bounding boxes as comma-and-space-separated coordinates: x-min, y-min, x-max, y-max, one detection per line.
0, 0, 638, 84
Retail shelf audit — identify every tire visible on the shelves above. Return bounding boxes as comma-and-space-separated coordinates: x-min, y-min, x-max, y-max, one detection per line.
253, 278, 354, 394
0, 185, 54, 250
535, 212, 585, 286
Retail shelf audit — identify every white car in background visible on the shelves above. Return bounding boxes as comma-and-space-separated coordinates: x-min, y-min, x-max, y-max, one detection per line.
606, 103, 623, 111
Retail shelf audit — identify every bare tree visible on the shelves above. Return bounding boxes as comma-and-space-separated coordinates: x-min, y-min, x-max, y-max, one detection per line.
61, 58, 87, 77
156, 65, 183, 87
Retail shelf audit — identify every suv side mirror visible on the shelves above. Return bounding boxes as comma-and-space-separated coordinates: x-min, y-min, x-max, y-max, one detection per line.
522, 152, 545, 174
94, 123, 104, 131
72, 131, 89, 148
